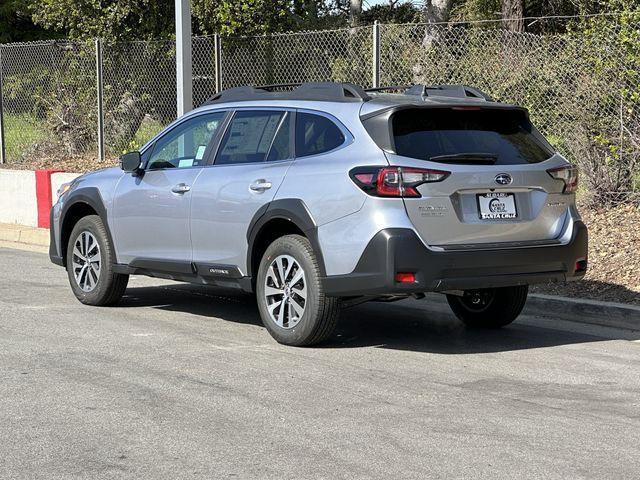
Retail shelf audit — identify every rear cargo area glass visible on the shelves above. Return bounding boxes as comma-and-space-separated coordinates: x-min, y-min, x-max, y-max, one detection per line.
391, 108, 554, 165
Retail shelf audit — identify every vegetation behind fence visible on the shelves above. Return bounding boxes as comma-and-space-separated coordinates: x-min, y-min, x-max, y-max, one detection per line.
0, 15, 638, 204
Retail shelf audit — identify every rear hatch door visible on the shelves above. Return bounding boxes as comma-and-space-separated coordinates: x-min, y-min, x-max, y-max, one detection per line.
384, 106, 571, 247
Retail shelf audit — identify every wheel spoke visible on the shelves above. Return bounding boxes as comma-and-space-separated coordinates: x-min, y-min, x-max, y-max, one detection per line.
289, 297, 305, 318
267, 299, 282, 316
277, 298, 286, 326
288, 300, 295, 323
75, 265, 86, 284
83, 232, 90, 257
275, 257, 286, 287
73, 246, 83, 259
266, 266, 280, 288
289, 268, 304, 288
85, 269, 94, 290
283, 257, 295, 283
265, 285, 283, 297
292, 285, 306, 300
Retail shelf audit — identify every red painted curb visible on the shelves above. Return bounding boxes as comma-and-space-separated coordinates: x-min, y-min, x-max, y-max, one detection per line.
35, 170, 63, 228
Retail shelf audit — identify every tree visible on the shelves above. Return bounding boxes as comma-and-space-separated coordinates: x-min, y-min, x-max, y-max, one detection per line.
31, 0, 175, 41
501, 0, 524, 31
360, 2, 420, 24
422, 0, 453, 23
0, 0, 57, 42
349, 0, 362, 26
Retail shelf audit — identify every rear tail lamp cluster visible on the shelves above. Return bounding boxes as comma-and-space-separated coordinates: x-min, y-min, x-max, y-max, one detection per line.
350, 166, 450, 198
547, 165, 578, 193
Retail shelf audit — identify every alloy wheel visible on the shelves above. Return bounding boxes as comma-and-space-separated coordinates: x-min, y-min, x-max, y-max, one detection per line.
264, 254, 307, 329
72, 231, 101, 292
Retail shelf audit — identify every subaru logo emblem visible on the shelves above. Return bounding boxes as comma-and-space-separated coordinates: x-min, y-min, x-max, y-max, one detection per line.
495, 173, 513, 185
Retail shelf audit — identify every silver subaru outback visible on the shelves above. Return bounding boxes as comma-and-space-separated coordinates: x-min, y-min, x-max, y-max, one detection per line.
50, 83, 588, 346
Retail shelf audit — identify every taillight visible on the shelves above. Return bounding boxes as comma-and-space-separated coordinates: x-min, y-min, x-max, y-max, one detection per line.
547, 165, 578, 193
350, 166, 449, 198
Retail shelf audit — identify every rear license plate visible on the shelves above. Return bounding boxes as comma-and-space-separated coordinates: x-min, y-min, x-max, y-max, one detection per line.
477, 193, 517, 219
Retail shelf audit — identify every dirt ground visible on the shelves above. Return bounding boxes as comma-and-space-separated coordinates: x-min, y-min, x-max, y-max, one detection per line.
2, 160, 639, 305
532, 202, 640, 305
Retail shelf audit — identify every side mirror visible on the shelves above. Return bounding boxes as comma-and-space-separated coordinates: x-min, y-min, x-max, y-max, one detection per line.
120, 151, 142, 174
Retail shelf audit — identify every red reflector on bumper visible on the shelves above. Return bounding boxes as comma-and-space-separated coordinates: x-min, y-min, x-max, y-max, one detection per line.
395, 272, 416, 283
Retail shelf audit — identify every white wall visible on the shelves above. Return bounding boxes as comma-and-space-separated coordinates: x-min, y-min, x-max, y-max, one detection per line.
0, 170, 37, 226
51, 173, 82, 206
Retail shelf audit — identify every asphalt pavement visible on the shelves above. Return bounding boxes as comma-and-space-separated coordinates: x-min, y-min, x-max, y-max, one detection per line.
1, 247, 639, 479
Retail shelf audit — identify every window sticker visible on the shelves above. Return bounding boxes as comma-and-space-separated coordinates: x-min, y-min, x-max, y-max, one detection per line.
195, 145, 207, 160
178, 158, 194, 168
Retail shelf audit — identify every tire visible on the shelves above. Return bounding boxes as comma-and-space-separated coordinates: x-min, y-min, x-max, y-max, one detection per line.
446, 285, 528, 329
256, 234, 340, 346
66, 215, 129, 306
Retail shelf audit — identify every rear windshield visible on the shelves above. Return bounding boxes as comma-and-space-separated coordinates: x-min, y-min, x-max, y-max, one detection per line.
391, 108, 554, 165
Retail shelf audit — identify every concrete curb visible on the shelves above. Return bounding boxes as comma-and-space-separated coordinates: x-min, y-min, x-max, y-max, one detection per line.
525, 293, 640, 331
0, 223, 49, 247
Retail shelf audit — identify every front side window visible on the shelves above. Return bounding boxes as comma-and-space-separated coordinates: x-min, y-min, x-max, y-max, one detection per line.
147, 112, 225, 170
216, 110, 291, 165
296, 112, 345, 157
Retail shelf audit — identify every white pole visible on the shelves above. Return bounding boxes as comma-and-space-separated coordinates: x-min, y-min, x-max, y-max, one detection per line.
95, 39, 105, 161
175, 0, 193, 118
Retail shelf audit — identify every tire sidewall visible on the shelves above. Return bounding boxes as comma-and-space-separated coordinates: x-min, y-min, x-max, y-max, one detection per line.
66, 216, 112, 305
256, 236, 322, 345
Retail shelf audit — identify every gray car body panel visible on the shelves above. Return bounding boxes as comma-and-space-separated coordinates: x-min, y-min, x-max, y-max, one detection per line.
50, 90, 585, 292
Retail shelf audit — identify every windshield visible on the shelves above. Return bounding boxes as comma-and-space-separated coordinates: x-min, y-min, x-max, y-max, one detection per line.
391, 107, 555, 165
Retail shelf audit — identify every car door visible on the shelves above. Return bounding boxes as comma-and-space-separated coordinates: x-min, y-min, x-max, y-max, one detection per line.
190, 108, 294, 275
112, 111, 228, 267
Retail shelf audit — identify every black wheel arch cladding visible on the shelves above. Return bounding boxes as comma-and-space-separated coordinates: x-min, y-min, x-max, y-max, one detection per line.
246, 199, 326, 277
59, 187, 118, 265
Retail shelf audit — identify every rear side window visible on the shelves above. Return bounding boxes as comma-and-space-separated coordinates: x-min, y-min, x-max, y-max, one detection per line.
296, 112, 345, 157
391, 108, 554, 165
216, 110, 290, 165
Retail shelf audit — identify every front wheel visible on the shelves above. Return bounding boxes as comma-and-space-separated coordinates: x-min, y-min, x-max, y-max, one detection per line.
66, 215, 129, 306
446, 285, 528, 328
256, 234, 340, 346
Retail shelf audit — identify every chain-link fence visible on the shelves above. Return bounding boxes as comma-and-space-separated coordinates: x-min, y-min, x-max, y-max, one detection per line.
0, 16, 638, 202
0, 40, 97, 164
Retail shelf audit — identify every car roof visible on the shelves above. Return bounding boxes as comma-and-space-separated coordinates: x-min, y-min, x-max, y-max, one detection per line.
198, 82, 523, 118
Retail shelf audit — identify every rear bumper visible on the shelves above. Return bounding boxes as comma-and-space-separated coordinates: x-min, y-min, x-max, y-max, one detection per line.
322, 221, 588, 297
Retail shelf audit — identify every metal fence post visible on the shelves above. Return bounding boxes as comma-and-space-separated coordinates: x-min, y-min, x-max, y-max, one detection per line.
372, 21, 380, 88
0, 45, 6, 164
95, 39, 105, 161
214, 34, 222, 93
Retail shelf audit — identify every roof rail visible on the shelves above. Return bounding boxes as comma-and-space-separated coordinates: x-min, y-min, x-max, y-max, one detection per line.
364, 85, 412, 93
203, 82, 371, 104
365, 84, 494, 101
405, 84, 494, 101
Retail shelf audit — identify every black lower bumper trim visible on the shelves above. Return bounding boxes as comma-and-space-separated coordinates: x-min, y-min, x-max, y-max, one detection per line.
322, 222, 588, 297
48, 208, 64, 266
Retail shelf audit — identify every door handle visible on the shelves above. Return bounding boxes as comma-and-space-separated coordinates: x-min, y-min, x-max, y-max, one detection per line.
171, 183, 191, 194
249, 179, 272, 192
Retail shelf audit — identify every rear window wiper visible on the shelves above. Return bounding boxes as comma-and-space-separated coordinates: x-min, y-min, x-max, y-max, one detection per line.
429, 153, 498, 165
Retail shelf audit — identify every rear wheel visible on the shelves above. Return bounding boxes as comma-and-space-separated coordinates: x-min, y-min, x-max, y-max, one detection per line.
256, 234, 339, 346
66, 215, 128, 306
447, 285, 528, 328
